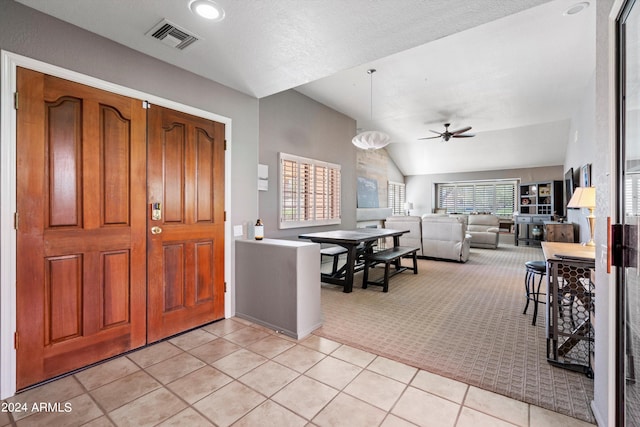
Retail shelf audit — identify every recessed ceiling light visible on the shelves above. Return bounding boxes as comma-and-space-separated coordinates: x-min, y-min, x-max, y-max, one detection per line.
563, 2, 590, 16
190, 0, 225, 21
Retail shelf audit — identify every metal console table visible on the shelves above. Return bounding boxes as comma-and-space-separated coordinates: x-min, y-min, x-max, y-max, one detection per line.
542, 242, 596, 377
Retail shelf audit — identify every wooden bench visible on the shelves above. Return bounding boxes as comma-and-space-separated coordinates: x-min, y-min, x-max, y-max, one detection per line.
320, 245, 348, 275
362, 246, 419, 292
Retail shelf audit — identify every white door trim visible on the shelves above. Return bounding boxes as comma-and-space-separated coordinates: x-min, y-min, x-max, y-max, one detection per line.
0, 50, 233, 399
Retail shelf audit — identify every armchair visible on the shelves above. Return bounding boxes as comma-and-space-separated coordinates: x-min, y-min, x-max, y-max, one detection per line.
467, 214, 500, 249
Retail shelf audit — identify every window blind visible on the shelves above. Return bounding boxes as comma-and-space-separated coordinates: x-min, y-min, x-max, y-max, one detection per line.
436, 180, 516, 215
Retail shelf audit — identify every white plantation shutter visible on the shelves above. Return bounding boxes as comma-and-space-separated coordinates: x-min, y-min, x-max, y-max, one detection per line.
436, 180, 516, 215
279, 153, 341, 228
388, 181, 406, 215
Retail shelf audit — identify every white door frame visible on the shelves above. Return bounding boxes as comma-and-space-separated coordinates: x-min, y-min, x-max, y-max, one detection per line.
0, 50, 233, 399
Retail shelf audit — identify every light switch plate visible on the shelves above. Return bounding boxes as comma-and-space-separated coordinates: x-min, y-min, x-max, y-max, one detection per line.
233, 225, 243, 237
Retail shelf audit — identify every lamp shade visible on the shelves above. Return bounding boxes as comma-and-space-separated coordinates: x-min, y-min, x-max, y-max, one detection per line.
404, 202, 413, 210
352, 130, 391, 150
567, 186, 595, 209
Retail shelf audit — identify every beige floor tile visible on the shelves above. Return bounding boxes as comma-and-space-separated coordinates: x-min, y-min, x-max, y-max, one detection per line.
305, 356, 362, 390
238, 360, 300, 397
188, 338, 242, 364
166, 365, 233, 404
193, 381, 266, 427
234, 400, 307, 427
223, 327, 270, 346
145, 352, 206, 384
75, 357, 140, 391
108, 388, 187, 427
464, 386, 528, 426
301, 335, 342, 354
380, 413, 420, 427
90, 370, 161, 412
273, 345, 326, 373
529, 404, 596, 427
410, 370, 468, 404
0, 409, 10, 426
313, 392, 386, 427
126, 341, 183, 368
201, 318, 246, 337
247, 334, 296, 358
392, 386, 460, 427
168, 328, 216, 351
81, 415, 115, 426
155, 407, 214, 426
231, 317, 254, 326
211, 348, 268, 378
368, 356, 418, 384
6, 376, 85, 421
457, 407, 519, 427
272, 376, 339, 420
343, 370, 406, 412
330, 345, 376, 368
15, 393, 103, 427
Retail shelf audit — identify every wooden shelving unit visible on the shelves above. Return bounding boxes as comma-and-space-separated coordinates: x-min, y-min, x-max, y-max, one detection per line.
515, 181, 564, 246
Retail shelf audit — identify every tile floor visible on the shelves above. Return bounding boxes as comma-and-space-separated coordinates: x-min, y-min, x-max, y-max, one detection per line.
0, 317, 595, 427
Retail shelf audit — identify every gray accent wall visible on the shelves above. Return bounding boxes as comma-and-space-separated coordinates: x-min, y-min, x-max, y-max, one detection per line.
258, 89, 358, 239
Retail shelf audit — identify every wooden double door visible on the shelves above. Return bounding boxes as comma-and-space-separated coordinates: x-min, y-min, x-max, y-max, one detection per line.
15, 68, 225, 389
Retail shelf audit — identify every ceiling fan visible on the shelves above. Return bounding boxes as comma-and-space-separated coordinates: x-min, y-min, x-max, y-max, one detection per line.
419, 123, 475, 141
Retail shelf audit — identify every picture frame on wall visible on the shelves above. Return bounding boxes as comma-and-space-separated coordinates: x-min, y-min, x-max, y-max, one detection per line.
581, 164, 592, 187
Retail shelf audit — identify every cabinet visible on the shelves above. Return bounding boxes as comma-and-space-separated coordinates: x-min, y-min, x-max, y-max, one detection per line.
544, 221, 577, 243
515, 181, 564, 246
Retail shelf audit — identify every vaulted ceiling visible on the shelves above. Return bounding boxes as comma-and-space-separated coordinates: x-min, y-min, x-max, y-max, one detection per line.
16, 0, 595, 175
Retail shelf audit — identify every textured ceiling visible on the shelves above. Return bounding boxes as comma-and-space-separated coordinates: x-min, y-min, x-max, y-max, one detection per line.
16, 0, 594, 175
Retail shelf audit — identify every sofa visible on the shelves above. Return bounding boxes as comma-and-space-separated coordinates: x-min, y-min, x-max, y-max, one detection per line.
467, 214, 500, 249
385, 215, 470, 262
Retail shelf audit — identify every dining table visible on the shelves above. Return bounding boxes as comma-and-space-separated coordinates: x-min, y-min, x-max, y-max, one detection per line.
298, 227, 409, 293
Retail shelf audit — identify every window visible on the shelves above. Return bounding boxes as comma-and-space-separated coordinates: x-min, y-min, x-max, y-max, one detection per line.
388, 181, 406, 215
436, 180, 516, 215
279, 153, 341, 228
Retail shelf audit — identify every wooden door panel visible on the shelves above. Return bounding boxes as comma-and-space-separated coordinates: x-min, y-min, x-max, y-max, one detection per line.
16, 68, 147, 389
147, 106, 225, 342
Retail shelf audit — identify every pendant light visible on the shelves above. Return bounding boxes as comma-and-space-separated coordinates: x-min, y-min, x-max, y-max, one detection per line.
352, 69, 391, 150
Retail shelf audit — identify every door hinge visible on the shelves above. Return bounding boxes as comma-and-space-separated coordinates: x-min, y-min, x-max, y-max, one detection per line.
224, 211, 226, 221
14, 212, 18, 230
608, 224, 637, 267
142, 101, 150, 109
224, 140, 227, 151
14, 332, 18, 350
14, 92, 18, 110
224, 282, 227, 292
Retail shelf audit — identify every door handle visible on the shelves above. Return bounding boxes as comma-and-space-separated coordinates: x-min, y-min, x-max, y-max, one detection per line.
151, 226, 162, 235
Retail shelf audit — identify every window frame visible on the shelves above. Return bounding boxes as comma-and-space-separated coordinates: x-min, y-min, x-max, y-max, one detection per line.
279, 152, 341, 229
435, 179, 517, 216
388, 181, 406, 216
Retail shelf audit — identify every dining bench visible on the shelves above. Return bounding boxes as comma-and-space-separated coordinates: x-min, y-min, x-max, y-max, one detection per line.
362, 246, 419, 292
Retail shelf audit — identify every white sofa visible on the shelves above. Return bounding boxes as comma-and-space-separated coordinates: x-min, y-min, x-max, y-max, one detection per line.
385, 215, 470, 262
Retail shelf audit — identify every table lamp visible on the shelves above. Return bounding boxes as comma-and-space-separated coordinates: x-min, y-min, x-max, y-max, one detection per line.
567, 186, 596, 246
404, 202, 413, 216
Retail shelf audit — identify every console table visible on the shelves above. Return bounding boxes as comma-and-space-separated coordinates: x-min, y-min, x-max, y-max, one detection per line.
542, 242, 595, 377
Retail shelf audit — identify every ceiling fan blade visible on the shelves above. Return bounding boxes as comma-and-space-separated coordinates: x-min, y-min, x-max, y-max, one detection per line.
418, 136, 442, 140
452, 133, 475, 138
429, 130, 442, 135
450, 126, 472, 135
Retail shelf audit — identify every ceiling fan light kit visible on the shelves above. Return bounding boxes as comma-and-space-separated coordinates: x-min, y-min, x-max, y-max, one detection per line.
352, 69, 390, 150
419, 123, 475, 142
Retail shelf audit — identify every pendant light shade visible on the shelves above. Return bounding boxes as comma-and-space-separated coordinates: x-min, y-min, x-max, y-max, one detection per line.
352, 130, 391, 150
352, 69, 390, 150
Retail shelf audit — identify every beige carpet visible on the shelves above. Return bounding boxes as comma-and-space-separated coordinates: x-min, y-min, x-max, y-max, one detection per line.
313, 238, 595, 423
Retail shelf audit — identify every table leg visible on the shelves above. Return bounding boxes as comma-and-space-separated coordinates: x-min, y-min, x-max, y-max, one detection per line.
343, 244, 358, 293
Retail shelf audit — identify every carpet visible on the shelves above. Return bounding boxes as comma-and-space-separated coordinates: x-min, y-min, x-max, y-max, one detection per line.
312, 238, 595, 423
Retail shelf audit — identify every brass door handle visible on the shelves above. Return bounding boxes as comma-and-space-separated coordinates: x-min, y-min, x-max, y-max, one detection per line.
151, 226, 162, 235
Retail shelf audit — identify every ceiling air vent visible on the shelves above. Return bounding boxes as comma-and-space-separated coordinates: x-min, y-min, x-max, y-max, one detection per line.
146, 19, 199, 50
